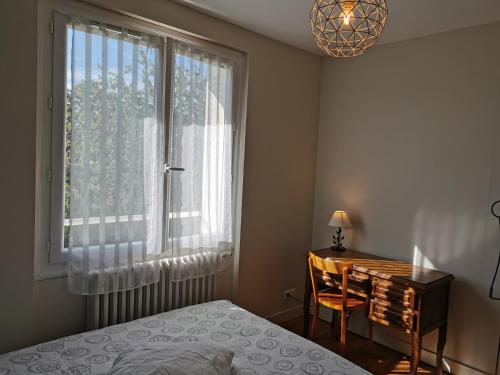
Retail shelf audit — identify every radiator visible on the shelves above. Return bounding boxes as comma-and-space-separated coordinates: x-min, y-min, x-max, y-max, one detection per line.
86, 260, 216, 330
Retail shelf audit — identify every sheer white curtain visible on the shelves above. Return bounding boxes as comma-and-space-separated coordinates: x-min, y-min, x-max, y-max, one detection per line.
66, 19, 165, 294
168, 41, 234, 280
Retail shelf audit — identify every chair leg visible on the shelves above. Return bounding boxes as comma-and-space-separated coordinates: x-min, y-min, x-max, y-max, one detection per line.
340, 310, 347, 354
311, 303, 319, 339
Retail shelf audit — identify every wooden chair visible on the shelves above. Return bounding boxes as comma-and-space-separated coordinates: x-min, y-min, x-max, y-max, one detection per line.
308, 251, 368, 353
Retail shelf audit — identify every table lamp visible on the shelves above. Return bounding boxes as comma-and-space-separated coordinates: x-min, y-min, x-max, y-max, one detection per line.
329, 210, 351, 251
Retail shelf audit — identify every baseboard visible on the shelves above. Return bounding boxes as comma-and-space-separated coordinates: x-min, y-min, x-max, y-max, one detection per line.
315, 304, 491, 375
266, 303, 303, 325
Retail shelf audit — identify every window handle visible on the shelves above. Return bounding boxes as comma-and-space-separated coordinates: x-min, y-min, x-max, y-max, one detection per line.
164, 164, 185, 173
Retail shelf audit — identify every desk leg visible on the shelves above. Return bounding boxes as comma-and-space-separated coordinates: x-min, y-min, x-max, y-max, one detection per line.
436, 324, 447, 375
303, 262, 312, 338
410, 331, 422, 375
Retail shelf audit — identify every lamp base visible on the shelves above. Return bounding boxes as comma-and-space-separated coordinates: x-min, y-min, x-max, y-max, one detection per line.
331, 227, 346, 251
330, 246, 346, 252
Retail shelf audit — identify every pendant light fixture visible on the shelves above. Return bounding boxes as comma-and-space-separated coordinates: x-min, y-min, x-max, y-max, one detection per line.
310, 0, 388, 58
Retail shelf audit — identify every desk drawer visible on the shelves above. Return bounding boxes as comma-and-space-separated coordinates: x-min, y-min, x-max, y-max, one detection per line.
314, 272, 370, 297
372, 278, 416, 309
369, 298, 415, 330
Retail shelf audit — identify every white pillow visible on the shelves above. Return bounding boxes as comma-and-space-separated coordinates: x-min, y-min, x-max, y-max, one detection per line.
107, 343, 234, 375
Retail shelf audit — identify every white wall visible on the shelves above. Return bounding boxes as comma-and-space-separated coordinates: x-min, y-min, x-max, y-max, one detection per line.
312, 23, 500, 374
0, 0, 37, 353
4, 1, 498, 370
0, 0, 320, 353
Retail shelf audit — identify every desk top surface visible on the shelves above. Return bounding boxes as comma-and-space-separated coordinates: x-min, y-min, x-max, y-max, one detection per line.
311, 248, 454, 289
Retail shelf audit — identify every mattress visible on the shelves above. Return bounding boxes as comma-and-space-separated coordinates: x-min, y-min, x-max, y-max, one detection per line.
0, 300, 371, 375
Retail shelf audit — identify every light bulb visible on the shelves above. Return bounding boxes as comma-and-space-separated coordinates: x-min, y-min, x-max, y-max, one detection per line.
341, 1, 355, 26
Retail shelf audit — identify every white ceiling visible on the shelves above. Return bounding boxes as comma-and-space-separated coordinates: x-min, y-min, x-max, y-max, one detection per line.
174, 0, 500, 54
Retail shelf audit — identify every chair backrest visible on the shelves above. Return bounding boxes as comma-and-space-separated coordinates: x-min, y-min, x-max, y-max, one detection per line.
308, 252, 353, 309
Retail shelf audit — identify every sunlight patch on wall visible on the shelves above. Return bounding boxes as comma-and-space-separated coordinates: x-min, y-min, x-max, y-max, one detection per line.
412, 245, 435, 269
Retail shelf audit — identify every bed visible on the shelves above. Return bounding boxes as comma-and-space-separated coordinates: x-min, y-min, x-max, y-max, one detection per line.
0, 300, 370, 375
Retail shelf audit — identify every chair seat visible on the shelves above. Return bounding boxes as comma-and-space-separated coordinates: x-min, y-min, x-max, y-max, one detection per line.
318, 293, 366, 310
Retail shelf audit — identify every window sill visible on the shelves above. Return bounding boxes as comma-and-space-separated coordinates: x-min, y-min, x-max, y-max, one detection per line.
34, 264, 67, 281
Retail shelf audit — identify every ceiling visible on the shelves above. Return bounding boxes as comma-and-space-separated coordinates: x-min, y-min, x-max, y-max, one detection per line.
174, 0, 500, 54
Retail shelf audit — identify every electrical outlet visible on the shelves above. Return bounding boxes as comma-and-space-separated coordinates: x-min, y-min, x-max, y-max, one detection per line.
283, 288, 296, 300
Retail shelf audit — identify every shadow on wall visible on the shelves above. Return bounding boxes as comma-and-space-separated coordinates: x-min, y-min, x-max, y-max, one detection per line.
411, 209, 487, 270
348, 207, 500, 373
411, 208, 499, 372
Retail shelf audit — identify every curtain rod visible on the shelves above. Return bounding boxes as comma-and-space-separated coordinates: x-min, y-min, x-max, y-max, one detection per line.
74, 21, 146, 41
74, 0, 247, 56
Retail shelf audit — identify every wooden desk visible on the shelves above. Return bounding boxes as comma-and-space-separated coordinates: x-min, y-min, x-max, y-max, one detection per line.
303, 248, 454, 375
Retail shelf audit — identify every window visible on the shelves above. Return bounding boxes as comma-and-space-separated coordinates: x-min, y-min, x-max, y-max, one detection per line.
35, 0, 246, 280
50, 13, 165, 265
169, 42, 234, 255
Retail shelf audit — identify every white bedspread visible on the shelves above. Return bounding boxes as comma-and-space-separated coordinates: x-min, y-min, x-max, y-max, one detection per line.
0, 300, 371, 375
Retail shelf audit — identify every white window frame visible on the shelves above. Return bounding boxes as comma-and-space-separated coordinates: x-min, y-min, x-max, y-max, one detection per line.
34, 0, 248, 280
48, 11, 168, 264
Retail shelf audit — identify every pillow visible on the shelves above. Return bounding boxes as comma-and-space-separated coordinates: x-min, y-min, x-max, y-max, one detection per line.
107, 342, 234, 375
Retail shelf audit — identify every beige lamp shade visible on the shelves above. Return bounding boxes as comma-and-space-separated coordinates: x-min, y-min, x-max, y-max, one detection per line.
329, 210, 352, 228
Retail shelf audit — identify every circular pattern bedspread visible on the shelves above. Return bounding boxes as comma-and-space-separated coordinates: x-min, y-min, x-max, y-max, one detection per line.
0, 300, 371, 375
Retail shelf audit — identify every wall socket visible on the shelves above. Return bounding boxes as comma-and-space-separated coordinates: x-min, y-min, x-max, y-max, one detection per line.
283, 288, 296, 300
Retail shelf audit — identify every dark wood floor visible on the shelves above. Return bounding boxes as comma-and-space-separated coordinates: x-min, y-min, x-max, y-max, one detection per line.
278, 316, 436, 375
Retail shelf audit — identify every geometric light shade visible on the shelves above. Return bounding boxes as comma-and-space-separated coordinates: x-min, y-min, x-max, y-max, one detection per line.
328, 210, 352, 228
310, 0, 388, 58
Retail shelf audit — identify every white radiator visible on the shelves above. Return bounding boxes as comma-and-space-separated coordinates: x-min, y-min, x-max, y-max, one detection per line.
86, 260, 216, 330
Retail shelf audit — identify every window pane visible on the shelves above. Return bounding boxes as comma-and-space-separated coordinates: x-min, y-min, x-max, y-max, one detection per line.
168, 42, 234, 258
63, 22, 164, 251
